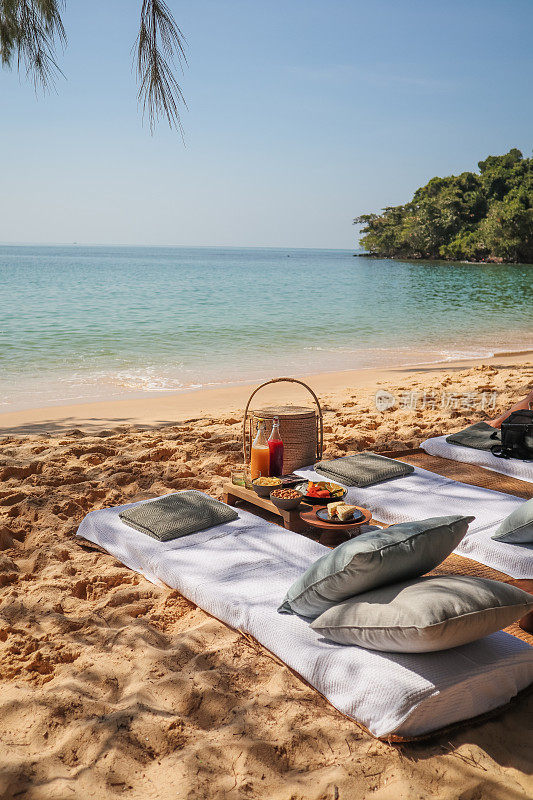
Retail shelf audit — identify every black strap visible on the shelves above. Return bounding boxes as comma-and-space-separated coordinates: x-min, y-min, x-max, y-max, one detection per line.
490, 443, 510, 459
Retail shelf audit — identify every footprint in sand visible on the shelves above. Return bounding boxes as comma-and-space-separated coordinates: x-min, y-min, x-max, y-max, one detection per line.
71, 572, 139, 601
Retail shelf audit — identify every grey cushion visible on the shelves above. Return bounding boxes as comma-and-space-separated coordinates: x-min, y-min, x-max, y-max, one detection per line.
119, 491, 238, 541
278, 515, 474, 618
446, 421, 499, 451
314, 452, 414, 487
311, 575, 533, 652
492, 498, 533, 544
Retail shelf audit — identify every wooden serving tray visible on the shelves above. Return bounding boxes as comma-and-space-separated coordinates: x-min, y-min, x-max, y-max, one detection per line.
299, 505, 373, 546
223, 483, 312, 533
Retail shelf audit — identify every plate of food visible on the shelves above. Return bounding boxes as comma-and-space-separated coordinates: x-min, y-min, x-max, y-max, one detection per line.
295, 480, 347, 504
316, 502, 364, 525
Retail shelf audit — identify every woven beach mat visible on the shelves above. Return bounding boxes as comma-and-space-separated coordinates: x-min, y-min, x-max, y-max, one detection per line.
384, 446, 533, 500
75, 449, 532, 742
75, 529, 532, 744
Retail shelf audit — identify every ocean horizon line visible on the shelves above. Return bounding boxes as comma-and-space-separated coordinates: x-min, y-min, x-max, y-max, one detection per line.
0, 242, 360, 252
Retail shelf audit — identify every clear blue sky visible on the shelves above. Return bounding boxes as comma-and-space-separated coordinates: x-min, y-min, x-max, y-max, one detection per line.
2, 0, 532, 248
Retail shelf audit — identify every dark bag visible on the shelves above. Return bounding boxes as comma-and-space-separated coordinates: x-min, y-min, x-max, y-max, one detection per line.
490, 409, 533, 460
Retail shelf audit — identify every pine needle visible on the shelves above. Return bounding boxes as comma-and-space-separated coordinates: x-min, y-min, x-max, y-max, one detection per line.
0, 1, 189, 135
134, 0, 188, 136
0, 0, 66, 90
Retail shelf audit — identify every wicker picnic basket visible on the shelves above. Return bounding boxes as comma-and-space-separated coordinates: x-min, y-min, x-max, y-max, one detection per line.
243, 377, 323, 474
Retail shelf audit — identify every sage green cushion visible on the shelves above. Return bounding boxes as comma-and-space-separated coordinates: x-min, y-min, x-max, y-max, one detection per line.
119, 491, 238, 541
314, 452, 414, 487
311, 575, 533, 652
278, 515, 474, 618
445, 421, 499, 451
492, 498, 533, 544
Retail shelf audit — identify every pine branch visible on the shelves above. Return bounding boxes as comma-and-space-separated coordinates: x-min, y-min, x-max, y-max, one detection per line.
135, 0, 188, 135
0, 0, 66, 90
0, 0, 189, 134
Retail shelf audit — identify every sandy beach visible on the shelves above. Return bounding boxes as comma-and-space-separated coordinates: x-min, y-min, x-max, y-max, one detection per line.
1, 354, 532, 799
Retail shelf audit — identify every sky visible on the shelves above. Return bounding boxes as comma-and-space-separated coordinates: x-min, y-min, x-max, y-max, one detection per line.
1, 0, 532, 249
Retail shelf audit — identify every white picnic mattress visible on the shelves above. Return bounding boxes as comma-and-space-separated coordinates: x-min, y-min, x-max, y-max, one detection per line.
77, 497, 533, 739
295, 465, 533, 579
421, 435, 533, 484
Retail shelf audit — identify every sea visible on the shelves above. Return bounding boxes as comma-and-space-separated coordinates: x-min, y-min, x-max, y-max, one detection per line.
2, 245, 532, 412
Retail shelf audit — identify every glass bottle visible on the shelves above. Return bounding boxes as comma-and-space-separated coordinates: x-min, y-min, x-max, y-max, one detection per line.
250, 419, 270, 480
268, 416, 284, 477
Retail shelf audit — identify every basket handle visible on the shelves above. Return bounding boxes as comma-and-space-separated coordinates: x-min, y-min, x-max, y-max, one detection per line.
242, 377, 324, 466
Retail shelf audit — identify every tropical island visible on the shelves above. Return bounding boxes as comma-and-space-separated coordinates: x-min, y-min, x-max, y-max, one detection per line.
355, 149, 533, 263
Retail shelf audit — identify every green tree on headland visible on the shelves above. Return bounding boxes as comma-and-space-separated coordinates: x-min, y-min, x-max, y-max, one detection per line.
355, 149, 533, 263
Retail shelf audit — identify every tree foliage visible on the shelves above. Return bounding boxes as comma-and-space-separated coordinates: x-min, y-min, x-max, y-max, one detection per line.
0, 0, 66, 88
0, 0, 187, 133
355, 149, 533, 263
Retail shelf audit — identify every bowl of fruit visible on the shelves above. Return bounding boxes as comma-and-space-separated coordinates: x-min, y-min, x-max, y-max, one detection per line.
295, 480, 347, 505
270, 487, 304, 511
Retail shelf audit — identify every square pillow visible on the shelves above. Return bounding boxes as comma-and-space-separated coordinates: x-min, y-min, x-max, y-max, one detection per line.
278, 515, 474, 618
314, 452, 414, 487
119, 491, 238, 541
492, 498, 533, 544
311, 575, 533, 652
445, 421, 499, 451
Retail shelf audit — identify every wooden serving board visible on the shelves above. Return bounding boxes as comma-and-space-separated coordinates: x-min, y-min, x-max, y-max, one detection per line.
223, 483, 312, 533
299, 505, 373, 546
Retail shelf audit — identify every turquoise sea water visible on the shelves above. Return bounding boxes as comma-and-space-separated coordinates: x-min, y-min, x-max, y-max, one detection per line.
1, 245, 532, 411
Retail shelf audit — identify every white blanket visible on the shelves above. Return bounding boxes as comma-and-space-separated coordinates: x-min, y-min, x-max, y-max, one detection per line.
421, 435, 533, 484
77, 497, 533, 739
295, 465, 533, 579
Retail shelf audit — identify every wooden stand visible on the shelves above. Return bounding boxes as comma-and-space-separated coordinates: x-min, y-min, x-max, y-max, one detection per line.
223, 483, 374, 546
223, 483, 311, 533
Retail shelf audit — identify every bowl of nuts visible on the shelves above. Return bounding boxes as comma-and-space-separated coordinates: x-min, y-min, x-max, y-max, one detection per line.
269, 487, 304, 511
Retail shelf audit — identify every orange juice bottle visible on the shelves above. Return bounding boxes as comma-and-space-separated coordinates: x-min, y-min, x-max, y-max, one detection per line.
251, 419, 270, 480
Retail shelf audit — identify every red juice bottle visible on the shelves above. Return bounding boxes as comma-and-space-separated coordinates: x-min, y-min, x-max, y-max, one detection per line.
268, 417, 284, 477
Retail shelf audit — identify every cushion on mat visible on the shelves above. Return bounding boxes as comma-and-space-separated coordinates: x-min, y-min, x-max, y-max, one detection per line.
492, 498, 533, 544
314, 452, 414, 487
311, 575, 533, 652
446, 421, 499, 451
278, 514, 474, 618
118, 490, 238, 541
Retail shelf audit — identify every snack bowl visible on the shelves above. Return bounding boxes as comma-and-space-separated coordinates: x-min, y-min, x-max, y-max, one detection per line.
252, 477, 282, 497
270, 488, 304, 511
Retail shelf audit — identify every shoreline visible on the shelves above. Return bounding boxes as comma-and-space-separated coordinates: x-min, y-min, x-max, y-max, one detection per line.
355, 252, 533, 265
2, 350, 532, 436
